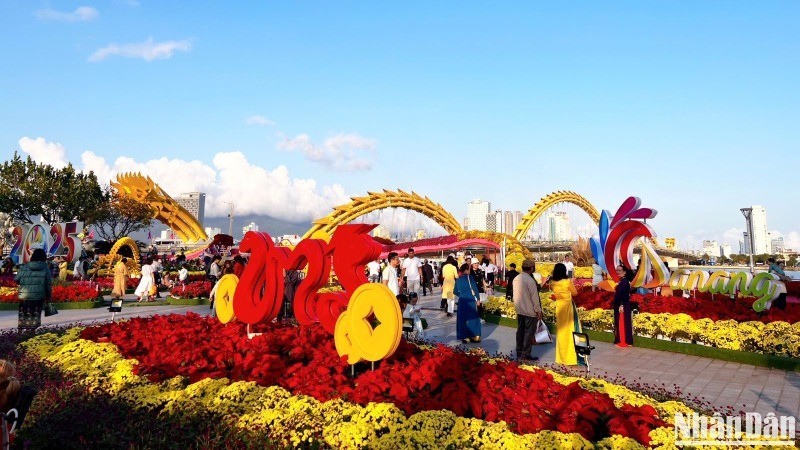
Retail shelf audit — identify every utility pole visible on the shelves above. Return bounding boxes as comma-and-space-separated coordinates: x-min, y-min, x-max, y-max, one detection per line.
740, 207, 755, 273
222, 201, 235, 237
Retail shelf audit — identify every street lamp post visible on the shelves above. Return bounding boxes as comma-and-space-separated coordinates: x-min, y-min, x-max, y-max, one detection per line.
221, 201, 235, 237
740, 208, 755, 273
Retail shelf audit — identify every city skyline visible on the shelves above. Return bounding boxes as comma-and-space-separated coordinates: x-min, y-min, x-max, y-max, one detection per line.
1, 2, 797, 253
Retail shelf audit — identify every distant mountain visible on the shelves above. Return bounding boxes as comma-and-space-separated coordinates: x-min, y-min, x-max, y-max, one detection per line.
129, 215, 311, 242
202, 214, 311, 239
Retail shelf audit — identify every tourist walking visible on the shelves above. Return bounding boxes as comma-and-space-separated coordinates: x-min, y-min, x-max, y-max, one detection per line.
367, 259, 381, 283
382, 252, 400, 296
14, 248, 52, 332
178, 264, 189, 285
1, 258, 13, 276
548, 263, 585, 366
470, 258, 485, 302
0, 359, 20, 412
513, 258, 543, 361
505, 263, 519, 300
401, 248, 422, 296
134, 258, 155, 302
482, 257, 497, 295
591, 258, 604, 292
613, 264, 635, 347
403, 292, 425, 338
73, 256, 85, 280
454, 263, 482, 343
440, 255, 458, 316
563, 255, 574, 279
111, 258, 129, 300
151, 257, 163, 298
58, 257, 68, 280
421, 259, 434, 296
208, 256, 222, 283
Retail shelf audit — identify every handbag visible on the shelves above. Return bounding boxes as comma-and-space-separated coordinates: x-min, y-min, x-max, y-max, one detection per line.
533, 319, 552, 344
44, 302, 58, 317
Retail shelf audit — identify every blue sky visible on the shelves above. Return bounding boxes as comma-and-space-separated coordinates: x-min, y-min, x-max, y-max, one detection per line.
1, 1, 798, 250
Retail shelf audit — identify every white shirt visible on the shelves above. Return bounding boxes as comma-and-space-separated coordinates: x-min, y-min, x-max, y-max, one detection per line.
367, 261, 381, 276
592, 264, 604, 283
564, 261, 574, 273
402, 257, 422, 281
73, 261, 83, 277
403, 303, 421, 319
178, 267, 188, 281
382, 265, 399, 295
483, 263, 497, 274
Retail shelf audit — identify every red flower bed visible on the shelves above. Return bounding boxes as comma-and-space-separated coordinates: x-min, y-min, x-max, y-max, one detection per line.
573, 287, 800, 323
0, 283, 101, 303
52, 284, 102, 302
169, 281, 212, 298
0, 276, 16, 287
80, 314, 665, 445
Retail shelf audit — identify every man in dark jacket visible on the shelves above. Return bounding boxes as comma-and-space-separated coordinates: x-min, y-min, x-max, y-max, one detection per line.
506, 263, 519, 300
15, 248, 52, 332
421, 260, 434, 296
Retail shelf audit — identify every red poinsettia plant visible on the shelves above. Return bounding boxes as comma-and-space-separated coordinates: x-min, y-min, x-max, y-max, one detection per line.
169, 281, 212, 299
573, 286, 800, 324
81, 314, 665, 445
1, 283, 101, 303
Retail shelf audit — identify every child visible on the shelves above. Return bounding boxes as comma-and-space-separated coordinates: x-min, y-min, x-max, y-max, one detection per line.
403, 292, 424, 338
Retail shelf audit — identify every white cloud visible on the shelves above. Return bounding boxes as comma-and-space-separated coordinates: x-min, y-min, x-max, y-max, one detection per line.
18, 137, 69, 169
785, 232, 800, 252
722, 227, 744, 246
245, 115, 276, 127
79, 150, 348, 223
278, 132, 376, 172
35, 6, 99, 22
89, 37, 192, 62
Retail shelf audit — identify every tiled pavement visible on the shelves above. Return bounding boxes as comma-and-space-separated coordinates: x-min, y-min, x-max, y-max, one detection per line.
1, 288, 798, 419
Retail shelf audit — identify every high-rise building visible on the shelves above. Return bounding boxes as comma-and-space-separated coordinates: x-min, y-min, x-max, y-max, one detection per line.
175, 192, 206, 226
741, 233, 751, 254
242, 221, 259, 237
745, 206, 770, 254
721, 244, 732, 257
373, 225, 390, 239
664, 237, 677, 250
503, 211, 514, 235
466, 199, 491, 231
514, 211, 523, 227
548, 212, 571, 241
204, 227, 222, 237
485, 210, 503, 233
772, 237, 785, 254
702, 240, 720, 259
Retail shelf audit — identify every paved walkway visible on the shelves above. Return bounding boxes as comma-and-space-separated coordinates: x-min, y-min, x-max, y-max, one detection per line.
1, 289, 798, 419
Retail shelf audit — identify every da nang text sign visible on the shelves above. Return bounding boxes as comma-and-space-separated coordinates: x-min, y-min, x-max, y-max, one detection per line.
591, 197, 785, 312
9, 221, 83, 265
215, 224, 402, 364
